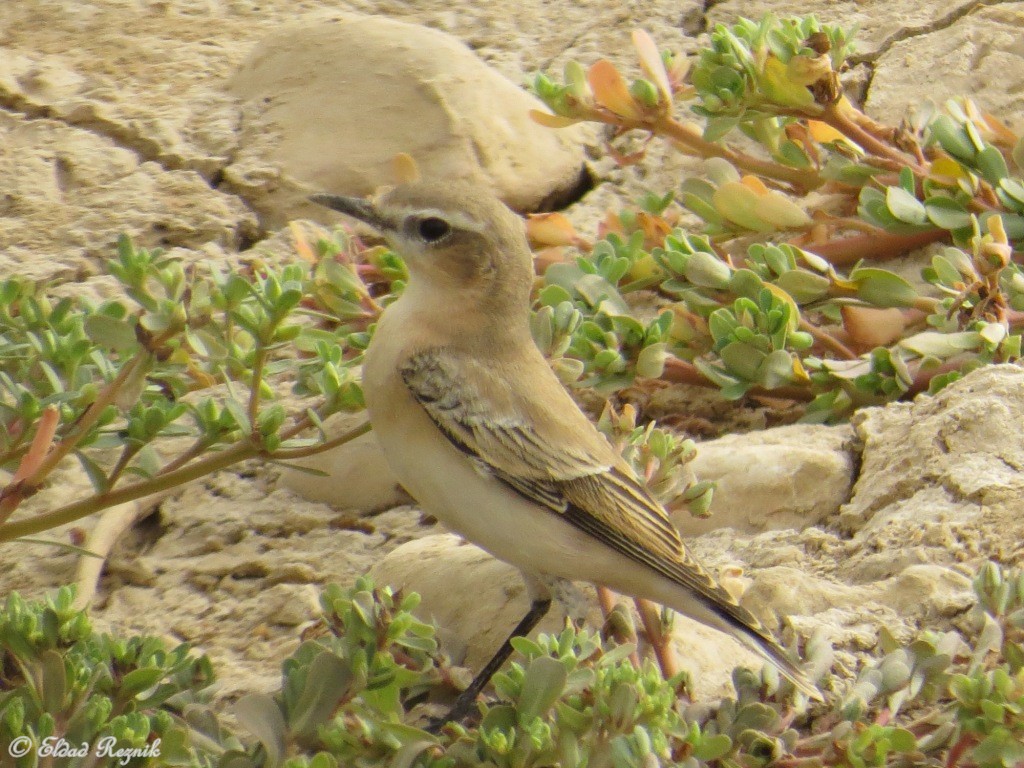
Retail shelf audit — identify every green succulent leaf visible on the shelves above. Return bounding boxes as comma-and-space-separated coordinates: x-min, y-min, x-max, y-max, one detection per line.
849, 268, 919, 308
885, 186, 929, 226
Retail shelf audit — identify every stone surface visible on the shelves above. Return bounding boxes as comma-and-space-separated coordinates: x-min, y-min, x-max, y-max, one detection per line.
279, 414, 410, 512
0, 111, 256, 278
225, 14, 592, 228
0, 4, 244, 175
369, 535, 571, 670
866, 4, 1024, 126
683, 423, 855, 535
842, 364, 1024, 534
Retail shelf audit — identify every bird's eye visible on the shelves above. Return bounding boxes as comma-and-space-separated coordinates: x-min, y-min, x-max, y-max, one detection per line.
417, 216, 451, 243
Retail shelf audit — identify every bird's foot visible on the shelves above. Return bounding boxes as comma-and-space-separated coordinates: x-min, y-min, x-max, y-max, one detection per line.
424, 692, 480, 734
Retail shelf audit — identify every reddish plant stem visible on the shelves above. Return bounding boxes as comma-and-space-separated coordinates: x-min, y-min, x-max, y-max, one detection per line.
0, 418, 371, 543
31, 355, 146, 483
103, 444, 143, 491
906, 358, 965, 397
598, 587, 642, 668
0, 438, 256, 543
270, 420, 372, 459
799, 318, 857, 360
774, 757, 827, 768
663, 349, 962, 404
821, 103, 927, 175
660, 357, 816, 402
157, 438, 215, 476
654, 115, 824, 192
945, 733, 977, 768
0, 407, 61, 524
596, 585, 617, 621
809, 216, 890, 235
804, 227, 950, 266
581, 104, 824, 191
634, 598, 681, 685
8, 407, 58, 486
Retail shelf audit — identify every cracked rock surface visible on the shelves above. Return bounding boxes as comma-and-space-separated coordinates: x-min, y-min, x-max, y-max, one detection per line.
2, 0, 1024, 705
866, 3, 1024, 123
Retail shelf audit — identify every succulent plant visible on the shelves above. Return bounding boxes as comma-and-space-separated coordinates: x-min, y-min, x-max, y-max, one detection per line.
0, 585, 220, 767
6, 561, 1023, 767
0, 233, 374, 544
529, 14, 1024, 421
5, 15, 1024, 765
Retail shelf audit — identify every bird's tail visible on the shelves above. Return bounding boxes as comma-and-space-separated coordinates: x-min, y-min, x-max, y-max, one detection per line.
720, 608, 823, 701
648, 561, 823, 701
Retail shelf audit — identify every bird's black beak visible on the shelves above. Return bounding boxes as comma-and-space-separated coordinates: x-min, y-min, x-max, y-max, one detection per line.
309, 193, 388, 232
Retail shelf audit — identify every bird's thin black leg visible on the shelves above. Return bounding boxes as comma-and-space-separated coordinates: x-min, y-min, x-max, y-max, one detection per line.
429, 596, 552, 730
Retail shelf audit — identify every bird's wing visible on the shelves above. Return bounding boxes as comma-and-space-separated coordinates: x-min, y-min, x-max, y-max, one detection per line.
399, 347, 760, 625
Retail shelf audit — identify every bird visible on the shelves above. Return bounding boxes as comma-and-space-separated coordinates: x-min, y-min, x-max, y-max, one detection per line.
310, 181, 821, 722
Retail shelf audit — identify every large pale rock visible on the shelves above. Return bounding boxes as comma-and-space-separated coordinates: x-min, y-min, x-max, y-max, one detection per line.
866, 4, 1024, 127
841, 364, 1024, 535
814, 364, 1024, 592
369, 535, 571, 671
278, 414, 409, 512
225, 14, 591, 228
682, 423, 855, 536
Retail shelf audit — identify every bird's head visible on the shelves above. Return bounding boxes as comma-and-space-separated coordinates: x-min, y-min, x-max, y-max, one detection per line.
311, 182, 534, 316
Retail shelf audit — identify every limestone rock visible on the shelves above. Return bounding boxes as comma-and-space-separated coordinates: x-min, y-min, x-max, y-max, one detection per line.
879, 564, 974, 620
866, 4, 1024, 127
742, 564, 973, 630
683, 423, 855, 536
369, 535, 567, 671
740, 566, 865, 625
842, 364, 1024, 534
0, 111, 256, 278
278, 414, 409, 512
226, 14, 591, 229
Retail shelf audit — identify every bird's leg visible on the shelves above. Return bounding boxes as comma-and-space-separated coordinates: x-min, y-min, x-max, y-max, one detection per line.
429, 596, 552, 730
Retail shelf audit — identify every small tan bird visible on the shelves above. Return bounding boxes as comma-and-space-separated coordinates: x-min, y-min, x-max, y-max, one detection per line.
311, 182, 820, 721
